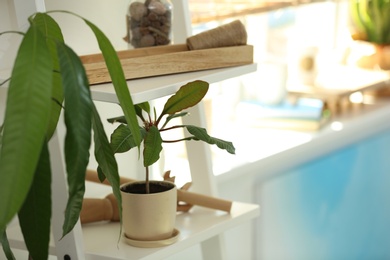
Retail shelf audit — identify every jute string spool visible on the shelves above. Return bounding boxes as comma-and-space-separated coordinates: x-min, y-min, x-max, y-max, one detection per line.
187, 20, 247, 50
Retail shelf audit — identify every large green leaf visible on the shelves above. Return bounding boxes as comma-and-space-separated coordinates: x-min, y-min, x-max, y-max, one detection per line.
18, 142, 51, 260
0, 24, 52, 230
32, 13, 65, 139
48, 10, 141, 145
143, 125, 163, 167
185, 125, 236, 154
81, 18, 141, 147
56, 41, 92, 237
161, 81, 209, 116
91, 104, 122, 230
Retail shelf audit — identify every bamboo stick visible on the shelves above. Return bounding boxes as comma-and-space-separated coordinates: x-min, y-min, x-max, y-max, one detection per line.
82, 169, 232, 224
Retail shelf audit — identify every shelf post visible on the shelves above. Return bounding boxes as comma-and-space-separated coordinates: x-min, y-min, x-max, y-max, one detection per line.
174, 1, 227, 258
182, 102, 218, 196
182, 102, 227, 260
171, 0, 192, 43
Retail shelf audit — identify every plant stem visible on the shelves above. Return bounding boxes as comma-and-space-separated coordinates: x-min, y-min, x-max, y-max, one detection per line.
160, 125, 186, 131
0, 78, 10, 87
145, 166, 150, 194
0, 31, 25, 37
156, 114, 164, 126
163, 137, 195, 143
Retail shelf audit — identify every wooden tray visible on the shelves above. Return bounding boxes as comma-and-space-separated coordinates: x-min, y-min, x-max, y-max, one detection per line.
80, 44, 253, 85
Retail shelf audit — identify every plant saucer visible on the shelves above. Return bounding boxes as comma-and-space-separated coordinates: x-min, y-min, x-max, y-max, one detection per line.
124, 228, 180, 248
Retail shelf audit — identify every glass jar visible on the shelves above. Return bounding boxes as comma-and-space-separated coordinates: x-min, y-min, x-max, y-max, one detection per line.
125, 0, 173, 48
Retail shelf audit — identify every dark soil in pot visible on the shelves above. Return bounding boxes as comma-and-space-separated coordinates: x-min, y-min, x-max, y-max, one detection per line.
121, 181, 175, 194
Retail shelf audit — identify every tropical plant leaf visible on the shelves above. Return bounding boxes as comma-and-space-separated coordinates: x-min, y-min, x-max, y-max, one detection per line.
163, 112, 189, 126
91, 104, 122, 233
185, 125, 235, 154
33, 13, 65, 139
81, 18, 141, 147
161, 80, 209, 116
143, 125, 163, 167
110, 124, 143, 153
0, 24, 52, 231
134, 105, 146, 122
18, 142, 51, 260
351, 0, 390, 44
380, 0, 390, 43
135, 102, 151, 122
107, 115, 127, 124
350, 0, 364, 33
136, 102, 151, 114
166, 112, 189, 121
56, 41, 92, 237
1, 230, 15, 260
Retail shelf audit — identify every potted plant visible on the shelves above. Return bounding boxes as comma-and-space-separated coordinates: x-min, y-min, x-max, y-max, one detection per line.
106, 80, 235, 246
349, 0, 390, 70
0, 11, 141, 259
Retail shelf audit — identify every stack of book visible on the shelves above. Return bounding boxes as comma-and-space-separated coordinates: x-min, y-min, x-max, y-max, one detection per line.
236, 98, 331, 131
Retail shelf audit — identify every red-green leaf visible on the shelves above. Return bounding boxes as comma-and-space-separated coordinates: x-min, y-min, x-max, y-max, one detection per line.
162, 80, 209, 116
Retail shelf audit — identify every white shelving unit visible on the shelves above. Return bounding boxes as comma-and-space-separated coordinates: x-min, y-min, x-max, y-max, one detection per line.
5, 45, 260, 260
3, 0, 260, 259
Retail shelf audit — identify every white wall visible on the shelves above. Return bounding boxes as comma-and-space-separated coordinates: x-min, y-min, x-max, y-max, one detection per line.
44, 0, 129, 55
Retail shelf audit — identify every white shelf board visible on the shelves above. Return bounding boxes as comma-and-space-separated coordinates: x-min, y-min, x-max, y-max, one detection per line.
90, 64, 257, 104
0, 64, 257, 102
7, 202, 259, 260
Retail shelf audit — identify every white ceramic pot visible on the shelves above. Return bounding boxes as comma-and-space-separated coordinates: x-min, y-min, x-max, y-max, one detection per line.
121, 181, 177, 243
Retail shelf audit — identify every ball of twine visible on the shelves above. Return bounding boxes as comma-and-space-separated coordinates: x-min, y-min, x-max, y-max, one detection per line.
187, 20, 247, 50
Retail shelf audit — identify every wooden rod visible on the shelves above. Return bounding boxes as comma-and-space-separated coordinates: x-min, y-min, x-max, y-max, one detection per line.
85, 170, 233, 213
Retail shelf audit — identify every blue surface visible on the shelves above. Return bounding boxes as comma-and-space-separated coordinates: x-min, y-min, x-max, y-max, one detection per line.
256, 131, 390, 260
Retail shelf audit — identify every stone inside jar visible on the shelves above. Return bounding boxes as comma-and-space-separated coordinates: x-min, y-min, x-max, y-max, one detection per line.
125, 0, 172, 48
